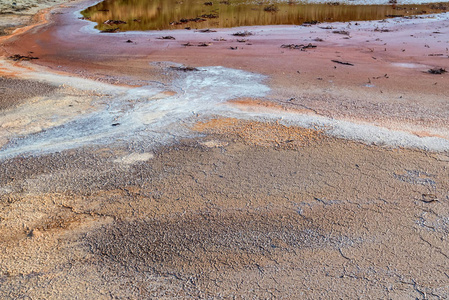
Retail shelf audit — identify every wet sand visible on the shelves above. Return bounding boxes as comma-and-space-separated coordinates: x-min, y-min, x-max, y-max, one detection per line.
0, 0, 449, 298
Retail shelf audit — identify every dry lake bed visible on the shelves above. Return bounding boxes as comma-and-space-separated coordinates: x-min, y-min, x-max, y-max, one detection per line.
1, 0, 449, 298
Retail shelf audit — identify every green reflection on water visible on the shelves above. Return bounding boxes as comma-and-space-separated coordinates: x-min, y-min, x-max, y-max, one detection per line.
80, 0, 448, 32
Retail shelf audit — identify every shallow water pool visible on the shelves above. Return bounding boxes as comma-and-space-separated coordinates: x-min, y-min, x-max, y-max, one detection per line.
81, 0, 449, 32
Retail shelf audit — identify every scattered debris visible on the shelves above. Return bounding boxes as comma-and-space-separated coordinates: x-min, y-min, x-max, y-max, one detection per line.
181, 42, 211, 47
104, 19, 126, 25
385, 14, 404, 18
184, 17, 206, 23
427, 67, 446, 74
197, 28, 217, 33
200, 14, 218, 18
281, 44, 298, 49
169, 66, 199, 72
302, 20, 319, 26
300, 43, 317, 50
281, 43, 316, 51
101, 28, 120, 33
264, 5, 278, 12
170, 17, 206, 25
237, 39, 248, 43
319, 26, 334, 30
157, 36, 176, 40
332, 30, 349, 35
219, 0, 230, 4
374, 27, 390, 32
232, 31, 253, 37
230, 46, 238, 50
213, 37, 227, 41
428, 53, 444, 56
8, 54, 39, 61
331, 60, 354, 66
313, 37, 324, 42
78, 17, 90, 20
370, 74, 389, 79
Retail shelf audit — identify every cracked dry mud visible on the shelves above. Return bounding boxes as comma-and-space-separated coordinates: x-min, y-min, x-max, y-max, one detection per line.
1, 0, 449, 299
1, 127, 449, 298
0, 77, 57, 110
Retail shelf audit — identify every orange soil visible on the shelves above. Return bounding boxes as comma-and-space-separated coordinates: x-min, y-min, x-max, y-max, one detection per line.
194, 117, 324, 148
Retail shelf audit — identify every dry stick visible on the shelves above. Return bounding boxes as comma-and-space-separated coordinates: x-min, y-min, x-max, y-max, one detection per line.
331, 60, 354, 66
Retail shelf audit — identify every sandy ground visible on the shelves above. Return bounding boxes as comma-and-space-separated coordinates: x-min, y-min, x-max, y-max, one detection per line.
1, 0, 449, 299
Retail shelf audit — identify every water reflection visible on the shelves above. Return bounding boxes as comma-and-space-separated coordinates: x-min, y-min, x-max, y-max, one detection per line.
81, 0, 448, 31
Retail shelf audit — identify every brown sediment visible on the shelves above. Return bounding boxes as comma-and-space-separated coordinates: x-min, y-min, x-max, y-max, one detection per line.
229, 97, 288, 110
160, 90, 176, 96
412, 130, 447, 139
194, 117, 324, 148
